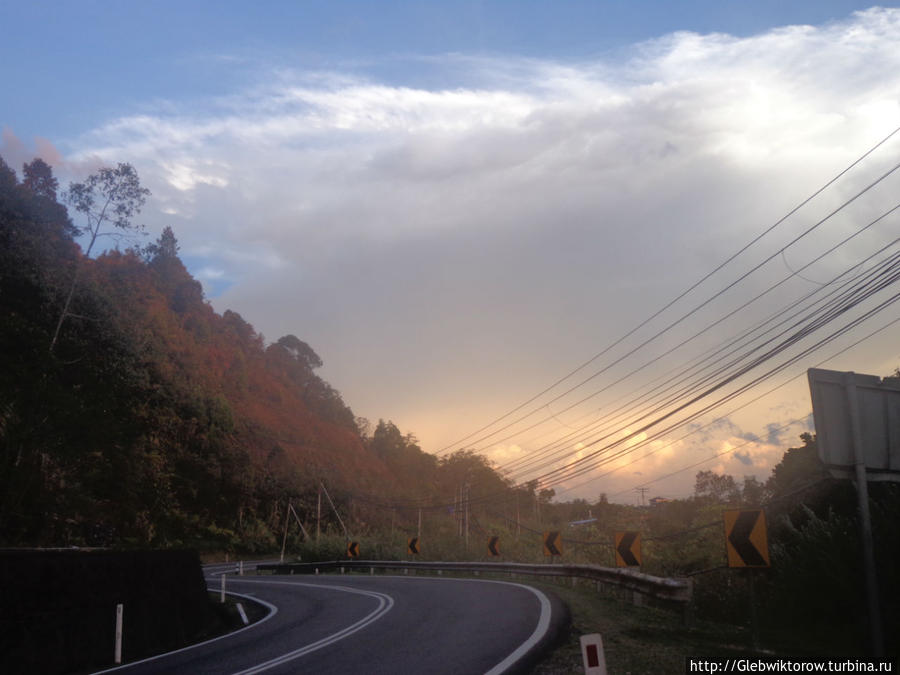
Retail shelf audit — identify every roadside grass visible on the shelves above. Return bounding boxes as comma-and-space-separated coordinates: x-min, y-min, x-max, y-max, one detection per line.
527, 579, 755, 675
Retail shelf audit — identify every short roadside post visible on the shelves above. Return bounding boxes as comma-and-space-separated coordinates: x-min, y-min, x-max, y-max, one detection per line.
580, 634, 607, 675
114, 603, 124, 665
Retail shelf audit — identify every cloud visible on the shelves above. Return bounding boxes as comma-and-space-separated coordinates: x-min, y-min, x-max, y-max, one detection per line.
734, 450, 754, 466
765, 423, 786, 446
1, 128, 38, 173
49, 8, 900, 502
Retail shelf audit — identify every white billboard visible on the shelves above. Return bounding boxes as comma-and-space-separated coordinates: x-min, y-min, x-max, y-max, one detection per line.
807, 368, 900, 482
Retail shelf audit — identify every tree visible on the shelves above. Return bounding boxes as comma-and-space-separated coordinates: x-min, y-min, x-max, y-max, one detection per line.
50, 163, 150, 352
741, 475, 764, 506
694, 469, 740, 503
765, 433, 827, 499
145, 225, 179, 262
22, 158, 58, 201
275, 334, 323, 371
20, 159, 71, 233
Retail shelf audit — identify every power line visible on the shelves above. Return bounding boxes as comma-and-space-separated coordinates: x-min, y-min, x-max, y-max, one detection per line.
433, 126, 900, 456
343, 300, 899, 514
500, 231, 900, 481
441, 158, 900, 457
544, 304, 900, 497
526, 256, 900, 489
539, 284, 900, 489
340, 164, 900, 512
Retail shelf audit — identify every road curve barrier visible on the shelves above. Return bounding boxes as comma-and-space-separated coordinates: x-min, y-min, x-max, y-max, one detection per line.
256, 559, 692, 606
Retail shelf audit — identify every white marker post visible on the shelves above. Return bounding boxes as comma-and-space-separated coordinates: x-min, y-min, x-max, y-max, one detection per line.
114, 604, 124, 665
580, 634, 607, 675
220, 573, 226, 603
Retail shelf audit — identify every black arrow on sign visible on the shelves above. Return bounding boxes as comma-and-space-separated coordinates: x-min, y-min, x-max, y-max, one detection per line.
728, 511, 767, 566
545, 531, 561, 556
616, 532, 640, 567
347, 541, 359, 558
488, 536, 500, 556
408, 536, 419, 555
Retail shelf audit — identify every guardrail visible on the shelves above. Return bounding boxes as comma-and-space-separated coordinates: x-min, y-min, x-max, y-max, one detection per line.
256, 559, 692, 605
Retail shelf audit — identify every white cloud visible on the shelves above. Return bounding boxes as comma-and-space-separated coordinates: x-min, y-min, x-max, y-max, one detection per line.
195, 267, 225, 280
58, 8, 900, 500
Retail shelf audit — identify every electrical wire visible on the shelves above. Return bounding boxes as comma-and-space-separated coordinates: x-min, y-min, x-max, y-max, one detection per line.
439, 160, 900, 456
433, 126, 900, 456
500, 235, 900, 484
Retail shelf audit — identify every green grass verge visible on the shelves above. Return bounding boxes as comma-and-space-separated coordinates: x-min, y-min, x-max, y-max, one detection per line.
528, 579, 757, 674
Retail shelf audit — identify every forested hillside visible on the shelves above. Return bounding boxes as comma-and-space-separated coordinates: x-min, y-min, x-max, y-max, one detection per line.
0, 155, 417, 548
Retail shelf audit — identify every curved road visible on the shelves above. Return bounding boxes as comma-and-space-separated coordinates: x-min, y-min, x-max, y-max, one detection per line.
95, 572, 565, 674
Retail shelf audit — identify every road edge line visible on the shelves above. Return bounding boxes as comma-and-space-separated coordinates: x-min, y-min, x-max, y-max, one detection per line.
91, 590, 278, 674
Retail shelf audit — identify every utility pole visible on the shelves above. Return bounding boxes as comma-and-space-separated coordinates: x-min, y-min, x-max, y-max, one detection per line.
280, 500, 291, 562
316, 485, 321, 546
320, 481, 349, 540
516, 493, 521, 541
464, 483, 470, 552
418, 508, 422, 538
635, 486, 649, 506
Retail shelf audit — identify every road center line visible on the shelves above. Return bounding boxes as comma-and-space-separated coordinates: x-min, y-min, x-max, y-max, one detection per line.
228, 579, 395, 675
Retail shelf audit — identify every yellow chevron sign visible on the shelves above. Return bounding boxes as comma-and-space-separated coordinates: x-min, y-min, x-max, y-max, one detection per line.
614, 531, 641, 567
543, 531, 562, 556
724, 509, 770, 568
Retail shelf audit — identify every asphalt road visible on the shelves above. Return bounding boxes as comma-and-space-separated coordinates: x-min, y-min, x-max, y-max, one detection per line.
94, 572, 566, 674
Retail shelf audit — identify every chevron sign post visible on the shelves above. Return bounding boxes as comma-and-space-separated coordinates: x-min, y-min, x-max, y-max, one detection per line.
723, 510, 770, 568
543, 531, 562, 557
614, 531, 642, 567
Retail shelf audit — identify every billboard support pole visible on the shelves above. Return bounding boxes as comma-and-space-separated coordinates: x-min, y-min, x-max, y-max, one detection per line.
844, 372, 883, 658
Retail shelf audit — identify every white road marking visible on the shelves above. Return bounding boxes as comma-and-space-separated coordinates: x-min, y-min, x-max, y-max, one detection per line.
372, 576, 554, 675
482, 582, 552, 675
92, 590, 279, 674
353, 574, 554, 674
228, 580, 395, 674
92, 574, 549, 675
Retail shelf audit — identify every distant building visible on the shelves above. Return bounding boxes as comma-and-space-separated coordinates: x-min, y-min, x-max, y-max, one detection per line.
649, 497, 671, 506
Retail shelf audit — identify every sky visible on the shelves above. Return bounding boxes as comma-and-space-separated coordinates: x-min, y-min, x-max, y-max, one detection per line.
2, 1, 899, 503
